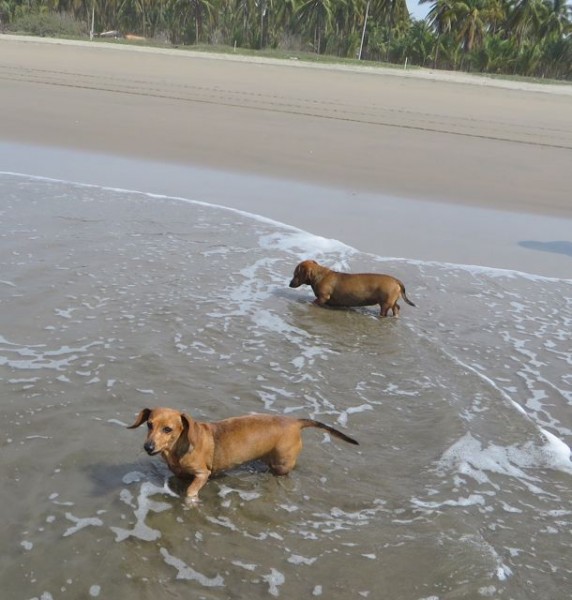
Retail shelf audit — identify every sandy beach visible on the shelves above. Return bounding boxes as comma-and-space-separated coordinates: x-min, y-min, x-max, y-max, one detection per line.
1, 34, 571, 276
2, 36, 572, 600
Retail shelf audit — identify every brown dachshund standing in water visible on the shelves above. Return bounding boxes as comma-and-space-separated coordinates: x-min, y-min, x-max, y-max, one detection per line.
289, 259, 415, 317
128, 407, 358, 502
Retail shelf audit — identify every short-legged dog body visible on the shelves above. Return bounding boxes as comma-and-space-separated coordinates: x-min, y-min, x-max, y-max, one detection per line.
128, 407, 358, 500
289, 259, 415, 317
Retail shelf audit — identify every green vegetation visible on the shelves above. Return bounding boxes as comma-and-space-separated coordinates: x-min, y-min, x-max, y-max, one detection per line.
1, 5, 87, 37
1, 0, 570, 79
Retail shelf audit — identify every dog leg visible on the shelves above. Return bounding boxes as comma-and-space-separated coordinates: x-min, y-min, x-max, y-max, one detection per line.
183, 468, 211, 500
380, 302, 400, 317
267, 437, 302, 475
313, 295, 330, 306
269, 458, 298, 476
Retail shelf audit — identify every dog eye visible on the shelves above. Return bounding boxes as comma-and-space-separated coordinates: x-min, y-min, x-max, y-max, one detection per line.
163, 426, 173, 434
147, 421, 153, 430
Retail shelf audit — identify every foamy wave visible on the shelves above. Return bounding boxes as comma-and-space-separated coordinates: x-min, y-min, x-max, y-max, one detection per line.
437, 432, 570, 490
111, 480, 175, 542
4, 170, 571, 283
0, 336, 104, 372
160, 547, 225, 587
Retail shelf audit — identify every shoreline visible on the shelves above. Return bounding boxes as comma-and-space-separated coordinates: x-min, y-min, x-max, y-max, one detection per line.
2, 143, 572, 280
1, 35, 571, 278
1, 35, 571, 217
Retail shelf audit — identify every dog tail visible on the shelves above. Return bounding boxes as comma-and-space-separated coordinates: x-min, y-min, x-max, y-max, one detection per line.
300, 419, 359, 445
400, 282, 416, 307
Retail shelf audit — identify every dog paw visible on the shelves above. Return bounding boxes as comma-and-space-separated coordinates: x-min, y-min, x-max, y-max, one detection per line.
184, 495, 200, 508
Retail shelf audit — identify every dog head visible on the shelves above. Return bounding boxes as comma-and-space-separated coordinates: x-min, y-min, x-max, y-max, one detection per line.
289, 260, 320, 288
127, 407, 192, 456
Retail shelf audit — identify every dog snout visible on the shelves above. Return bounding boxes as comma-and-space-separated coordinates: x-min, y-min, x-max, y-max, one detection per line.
290, 275, 302, 287
144, 440, 156, 455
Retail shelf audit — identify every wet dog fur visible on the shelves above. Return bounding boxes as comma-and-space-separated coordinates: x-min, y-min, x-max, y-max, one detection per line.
289, 259, 415, 317
128, 407, 358, 501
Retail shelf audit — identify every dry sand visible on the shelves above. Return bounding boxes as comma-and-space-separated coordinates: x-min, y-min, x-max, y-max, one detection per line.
2, 35, 571, 214
1, 35, 571, 277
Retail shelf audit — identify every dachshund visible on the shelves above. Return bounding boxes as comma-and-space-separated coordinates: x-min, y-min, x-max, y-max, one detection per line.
128, 407, 358, 501
289, 259, 415, 317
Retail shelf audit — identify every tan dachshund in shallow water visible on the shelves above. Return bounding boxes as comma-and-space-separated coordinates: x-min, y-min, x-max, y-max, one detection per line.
289, 259, 415, 317
128, 407, 358, 502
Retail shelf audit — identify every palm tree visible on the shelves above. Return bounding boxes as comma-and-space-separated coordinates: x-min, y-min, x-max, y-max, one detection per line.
404, 19, 436, 65
117, 0, 167, 36
164, 0, 213, 43
189, 0, 214, 42
539, 34, 572, 77
385, 0, 410, 58
508, 0, 548, 46
423, 0, 458, 66
272, 0, 298, 46
295, 0, 335, 53
424, 0, 503, 67
232, 0, 257, 46
453, 0, 492, 53
540, 0, 570, 39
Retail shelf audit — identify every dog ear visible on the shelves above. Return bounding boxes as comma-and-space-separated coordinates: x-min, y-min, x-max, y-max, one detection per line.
304, 261, 317, 278
126, 408, 151, 429
181, 413, 191, 432
181, 413, 197, 450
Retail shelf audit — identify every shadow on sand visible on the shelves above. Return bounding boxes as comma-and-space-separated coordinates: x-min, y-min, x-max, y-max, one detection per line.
519, 240, 572, 258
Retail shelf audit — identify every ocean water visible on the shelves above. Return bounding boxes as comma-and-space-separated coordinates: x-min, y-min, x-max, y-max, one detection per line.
1, 172, 571, 600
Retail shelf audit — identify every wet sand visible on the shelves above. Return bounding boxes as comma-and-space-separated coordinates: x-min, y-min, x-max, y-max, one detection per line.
2, 38, 572, 600
1, 35, 571, 277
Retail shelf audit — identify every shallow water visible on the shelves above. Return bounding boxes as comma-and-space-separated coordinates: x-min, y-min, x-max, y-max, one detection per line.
1, 173, 571, 600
